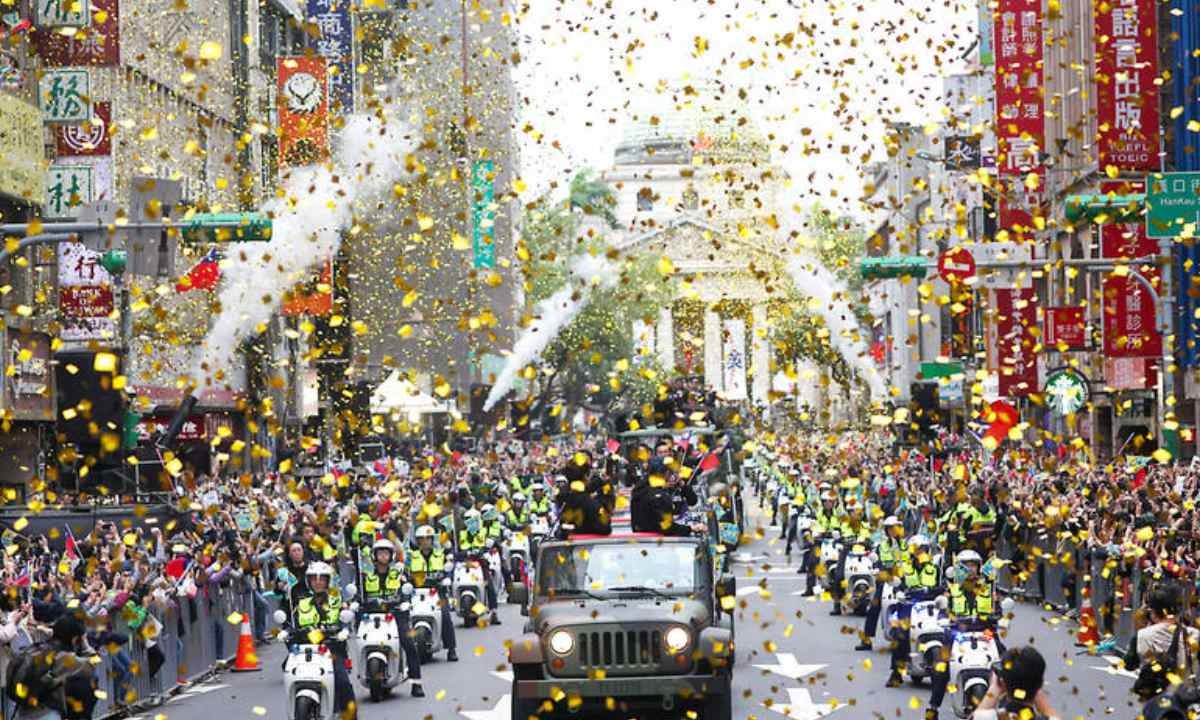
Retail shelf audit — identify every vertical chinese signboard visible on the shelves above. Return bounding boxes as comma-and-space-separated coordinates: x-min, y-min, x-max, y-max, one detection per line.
1101, 179, 1162, 357
994, 287, 1039, 397
32, 0, 120, 67
38, 69, 90, 123
993, 0, 1044, 235
471, 159, 496, 269
1094, 0, 1160, 171
58, 242, 115, 342
722, 319, 747, 401
277, 56, 330, 169
3, 331, 55, 421
307, 0, 354, 114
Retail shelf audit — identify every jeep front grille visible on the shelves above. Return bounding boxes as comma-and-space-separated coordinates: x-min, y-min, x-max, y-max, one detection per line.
579, 629, 662, 669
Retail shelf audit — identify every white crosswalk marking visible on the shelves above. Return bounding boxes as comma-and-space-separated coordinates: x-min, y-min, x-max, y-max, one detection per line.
763, 687, 838, 720
460, 694, 511, 720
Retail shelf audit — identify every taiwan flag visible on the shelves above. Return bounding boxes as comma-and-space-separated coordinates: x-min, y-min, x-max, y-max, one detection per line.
176, 249, 221, 292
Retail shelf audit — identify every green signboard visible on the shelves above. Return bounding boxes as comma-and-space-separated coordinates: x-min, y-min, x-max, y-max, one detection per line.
471, 159, 496, 269
1146, 172, 1200, 238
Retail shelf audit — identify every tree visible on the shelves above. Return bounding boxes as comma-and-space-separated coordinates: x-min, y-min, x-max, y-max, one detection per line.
516, 170, 673, 432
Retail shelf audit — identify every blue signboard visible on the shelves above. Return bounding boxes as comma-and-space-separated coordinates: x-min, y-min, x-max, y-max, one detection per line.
307, 0, 354, 113
1171, 0, 1200, 366
977, 0, 994, 67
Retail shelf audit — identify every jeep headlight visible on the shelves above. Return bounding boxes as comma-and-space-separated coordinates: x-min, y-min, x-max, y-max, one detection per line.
664, 626, 691, 653
548, 630, 574, 655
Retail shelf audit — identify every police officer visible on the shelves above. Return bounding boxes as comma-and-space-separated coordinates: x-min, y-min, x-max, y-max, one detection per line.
457, 509, 500, 625
856, 515, 907, 651
292, 562, 356, 718
883, 534, 941, 687
527, 483, 551, 517
407, 525, 458, 662
360, 538, 424, 697
926, 549, 1001, 720
828, 496, 871, 616
800, 490, 840, 596
505, 493, 530, 531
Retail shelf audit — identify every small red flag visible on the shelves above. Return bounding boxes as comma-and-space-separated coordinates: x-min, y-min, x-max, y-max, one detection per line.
606, 438, 619, 454
176, 249, 221, 292
699, 453, 720, 472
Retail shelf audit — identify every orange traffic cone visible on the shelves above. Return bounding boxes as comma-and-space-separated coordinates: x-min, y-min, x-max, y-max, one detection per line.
1075, 591, 1099, 647
232, 616, 261, 672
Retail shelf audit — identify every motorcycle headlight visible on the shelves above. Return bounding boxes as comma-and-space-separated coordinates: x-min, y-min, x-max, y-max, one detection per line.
664, 626, 691, 653
548, 630, 574, 655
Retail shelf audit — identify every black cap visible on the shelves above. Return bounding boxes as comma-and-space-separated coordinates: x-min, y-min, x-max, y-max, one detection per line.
52, 613, 87, 645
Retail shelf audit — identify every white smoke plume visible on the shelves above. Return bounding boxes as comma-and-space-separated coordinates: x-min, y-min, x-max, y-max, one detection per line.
195, 98, 418, 380
483, 253, 619, 411
784, 254, 887, 402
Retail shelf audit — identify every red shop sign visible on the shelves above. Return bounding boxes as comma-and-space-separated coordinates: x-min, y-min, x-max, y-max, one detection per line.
1094, 0, 1160, 172
58, 285, 113, 318
994, 0, 1045, 235
1044, 306, 1086, 350
994, 287, 1039, 397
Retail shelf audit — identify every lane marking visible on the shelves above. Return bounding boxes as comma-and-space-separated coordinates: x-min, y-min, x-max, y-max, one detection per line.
460, 694, 511, 720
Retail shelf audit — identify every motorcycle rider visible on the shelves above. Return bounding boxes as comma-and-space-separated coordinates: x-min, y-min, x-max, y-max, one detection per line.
856, 515, 907, 651
505, 493, 530, 531
406, 525, 459, 662
456, 508, 501, 625
881, 534, 941, 686
800, 489, 840, 595
828, 495, 871, 616
292, 562, 356, 719
360, 538, 424, 698
527, 483, 552, 517
925, 549, 1002, 720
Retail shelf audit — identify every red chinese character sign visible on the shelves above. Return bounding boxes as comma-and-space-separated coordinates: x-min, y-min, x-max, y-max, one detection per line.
994, 287, 1039, 397
32, 0, 120, 67
1094, 0, 1160, 171
994, 0, 1045, 237
1100, 180, 1161, 357
55, 101, 110, 157
1044, 307, 1086, 350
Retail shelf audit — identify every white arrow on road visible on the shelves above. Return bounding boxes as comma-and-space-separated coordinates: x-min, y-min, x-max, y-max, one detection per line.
737, 584, 763, 597
460, 694, 511, 720
491, 670, 514, 683
753, 652, 827, 681
763, 687, 838, 720
733, 551, 770, 563
1091, 655, 1138, 679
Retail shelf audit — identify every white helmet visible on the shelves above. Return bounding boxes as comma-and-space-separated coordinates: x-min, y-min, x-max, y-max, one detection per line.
414, 525, 436, 540
512, 492, 526, 503
372, 538, 395, 555
306, 561, 335, 580
883, 516, 902, 528
907, 534, 930, 549
956, 549, 982, 566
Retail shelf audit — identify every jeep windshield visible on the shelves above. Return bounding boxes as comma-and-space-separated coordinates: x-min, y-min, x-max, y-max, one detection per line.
537, 542, 703, 597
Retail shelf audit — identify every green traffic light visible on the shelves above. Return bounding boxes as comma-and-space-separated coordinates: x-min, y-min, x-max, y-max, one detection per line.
99, 249, 128, 275
180, 212, 272, 243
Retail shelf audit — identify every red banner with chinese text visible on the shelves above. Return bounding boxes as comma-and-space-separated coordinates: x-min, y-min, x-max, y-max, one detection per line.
994, 287, 1039, 397
1044, 306, 1086, 350
1094, 0, 1160, 172
32, 0, 120, 67
994, 0, 1045, 236
1100, 180, 1161, 357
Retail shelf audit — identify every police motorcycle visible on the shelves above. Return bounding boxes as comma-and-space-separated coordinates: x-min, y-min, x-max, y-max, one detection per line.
274, 567, 357, 720
408, 525, 453, 663
453, 510, 492, 627
841, 542, 878, 616
349, 542, 411, 703
786, 504, 816, 566
817, 529, 844, 592
886, 587, 946, 683
479, 507, 509, 603
941, 552, 1015, 718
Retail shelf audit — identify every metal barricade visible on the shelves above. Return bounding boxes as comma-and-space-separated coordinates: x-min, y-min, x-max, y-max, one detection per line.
82, 583, 282, 719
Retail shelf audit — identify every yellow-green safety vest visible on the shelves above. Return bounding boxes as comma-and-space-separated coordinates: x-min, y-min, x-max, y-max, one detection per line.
902, 561, 939, 590
362, 567, 403, 601
948, 580, 994, 619
296, 589, 343, 628
408, 549, 447, 578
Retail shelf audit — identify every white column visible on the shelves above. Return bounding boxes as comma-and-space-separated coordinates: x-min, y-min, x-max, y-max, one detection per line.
704, 308, 723, 392
751, 303, 770, 407
657, 306, 674, 370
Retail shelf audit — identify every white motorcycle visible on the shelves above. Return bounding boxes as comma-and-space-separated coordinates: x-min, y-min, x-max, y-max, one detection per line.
352, 594, 411, 702
948, 599, 1014, 718
454, 558, 489, 626
274, 606, 355, 720
841, 545, 876, 615
817, 532, 843, 592
504, 532, 532, 599
410, 578, 451, 662
886, 592, 948, 682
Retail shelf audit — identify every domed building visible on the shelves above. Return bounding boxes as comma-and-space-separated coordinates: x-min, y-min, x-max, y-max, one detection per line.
599, 81, 795, 409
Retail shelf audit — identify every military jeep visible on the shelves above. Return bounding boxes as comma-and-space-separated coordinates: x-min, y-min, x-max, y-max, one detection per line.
508, 532, 736, 719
